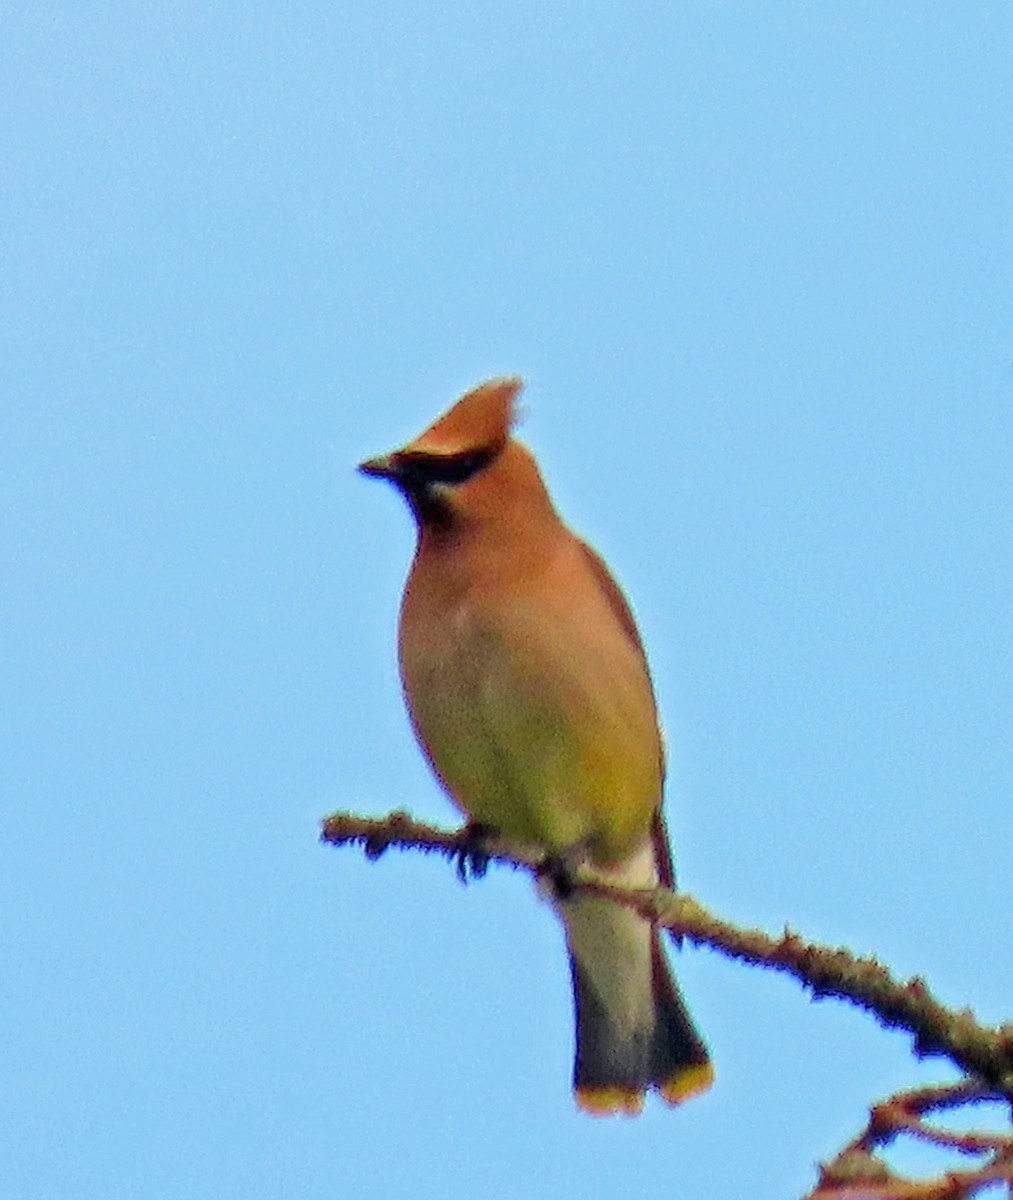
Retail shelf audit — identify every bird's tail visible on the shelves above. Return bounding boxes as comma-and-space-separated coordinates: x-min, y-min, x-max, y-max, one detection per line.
554, 841, 712, 1116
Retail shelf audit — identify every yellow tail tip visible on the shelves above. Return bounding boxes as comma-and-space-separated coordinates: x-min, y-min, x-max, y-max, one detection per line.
658, 1061, 715, 1106
575, 1064, 713, 1116
575, 1086, 645, 1117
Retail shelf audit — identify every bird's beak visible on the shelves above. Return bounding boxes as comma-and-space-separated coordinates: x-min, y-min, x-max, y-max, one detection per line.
358, 453, 399, 481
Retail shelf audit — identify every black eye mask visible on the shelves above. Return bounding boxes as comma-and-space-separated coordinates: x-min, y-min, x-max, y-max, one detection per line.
397, 446, 497, 488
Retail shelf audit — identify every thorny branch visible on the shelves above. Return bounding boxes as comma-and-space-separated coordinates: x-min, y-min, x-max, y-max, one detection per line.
321, 808, 1013, 1198
806, 1081, 1013, 1199
320, 808, 1013, 1097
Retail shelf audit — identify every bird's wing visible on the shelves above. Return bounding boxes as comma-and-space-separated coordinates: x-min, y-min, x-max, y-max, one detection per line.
651, 808, 676, 890
576, 538, 650, 666
577, 539, 672, 877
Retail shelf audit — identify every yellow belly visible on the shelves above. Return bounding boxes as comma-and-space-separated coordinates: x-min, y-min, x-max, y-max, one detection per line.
400, 603, 661, 865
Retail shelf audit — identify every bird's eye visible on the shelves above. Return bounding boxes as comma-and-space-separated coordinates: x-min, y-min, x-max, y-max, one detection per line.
402, 448, 495, 487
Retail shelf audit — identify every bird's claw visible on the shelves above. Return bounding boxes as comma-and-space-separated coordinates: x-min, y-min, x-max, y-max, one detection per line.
537, 853, 576, 900
455, 823, 494, 882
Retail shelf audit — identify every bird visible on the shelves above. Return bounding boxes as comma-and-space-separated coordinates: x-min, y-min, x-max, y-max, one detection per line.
358, 376, 712, 1115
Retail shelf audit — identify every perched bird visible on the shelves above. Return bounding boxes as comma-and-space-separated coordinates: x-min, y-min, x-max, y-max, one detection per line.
359, 377, 712, 1115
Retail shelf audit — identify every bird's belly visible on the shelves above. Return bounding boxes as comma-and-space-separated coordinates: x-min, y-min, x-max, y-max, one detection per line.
400, 616, 660, 861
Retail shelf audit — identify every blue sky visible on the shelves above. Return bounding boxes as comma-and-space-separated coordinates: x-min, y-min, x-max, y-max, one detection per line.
3, 4, 1011, 1197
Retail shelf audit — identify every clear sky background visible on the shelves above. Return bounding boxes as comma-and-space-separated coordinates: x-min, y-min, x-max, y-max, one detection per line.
3, 5, 1012, 1198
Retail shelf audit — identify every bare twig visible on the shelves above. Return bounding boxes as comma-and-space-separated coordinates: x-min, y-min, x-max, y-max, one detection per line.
322, 808, 1013, 1199
798, 1062, 1013, 1196
321, 809, 1013, 1099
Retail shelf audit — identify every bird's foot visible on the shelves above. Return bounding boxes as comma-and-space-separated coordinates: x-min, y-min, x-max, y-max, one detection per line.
455, 822, 495, 882
537, 853, 575, 899
535, 840, 595, 900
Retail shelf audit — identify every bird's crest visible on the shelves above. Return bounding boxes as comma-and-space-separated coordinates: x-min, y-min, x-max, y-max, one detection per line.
405, 377, 522, 458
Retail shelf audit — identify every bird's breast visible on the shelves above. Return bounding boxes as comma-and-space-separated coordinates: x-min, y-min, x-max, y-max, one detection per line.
398, 574, 662, 862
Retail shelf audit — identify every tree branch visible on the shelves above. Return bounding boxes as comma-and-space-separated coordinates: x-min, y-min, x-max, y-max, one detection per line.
806, 1081, 1013, 1199
320, 809, 1013, 1100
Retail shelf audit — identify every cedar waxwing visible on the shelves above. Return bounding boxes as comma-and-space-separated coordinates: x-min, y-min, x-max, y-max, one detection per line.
359, 377, 712, 1115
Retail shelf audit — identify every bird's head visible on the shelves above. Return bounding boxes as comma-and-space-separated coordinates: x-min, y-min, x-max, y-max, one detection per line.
359, 377, 531, 529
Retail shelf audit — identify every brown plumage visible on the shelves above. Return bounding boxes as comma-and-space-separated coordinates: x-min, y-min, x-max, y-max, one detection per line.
359, 376, 712, 1114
